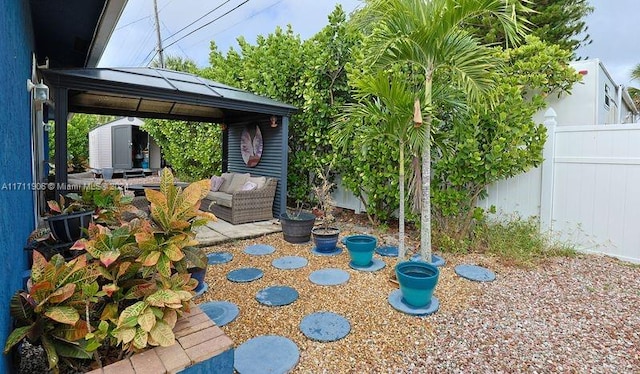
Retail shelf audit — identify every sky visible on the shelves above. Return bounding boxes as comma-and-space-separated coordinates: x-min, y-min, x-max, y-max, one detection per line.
100, 0, 639, 87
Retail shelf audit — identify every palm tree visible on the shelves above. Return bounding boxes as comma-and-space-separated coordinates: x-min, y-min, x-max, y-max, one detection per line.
630, 64, 640, 109
334, 71, 427, 261
355, 0, 527, 262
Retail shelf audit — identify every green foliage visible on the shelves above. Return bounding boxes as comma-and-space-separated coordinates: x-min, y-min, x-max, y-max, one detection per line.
4, 253, 100, 370
142, 119, 222, 181
5, 172, 215, 370
472, 0, 594, 56
431, 36, 582, 239
202, 7, 359, 203
473, 216, 577, 267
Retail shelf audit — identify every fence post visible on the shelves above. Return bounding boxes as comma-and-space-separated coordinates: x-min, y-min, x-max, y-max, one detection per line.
540, 108, 557, 232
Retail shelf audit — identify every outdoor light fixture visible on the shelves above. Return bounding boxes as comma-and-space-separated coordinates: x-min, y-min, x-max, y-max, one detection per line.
26, 79, 49, 102
270, 115, 278, 128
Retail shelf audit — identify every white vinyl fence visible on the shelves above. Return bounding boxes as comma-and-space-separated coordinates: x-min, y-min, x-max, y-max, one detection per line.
482, 109, 640, 263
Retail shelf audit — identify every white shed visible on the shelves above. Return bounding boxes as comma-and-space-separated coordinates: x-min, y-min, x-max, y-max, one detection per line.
88, 117, 161, 172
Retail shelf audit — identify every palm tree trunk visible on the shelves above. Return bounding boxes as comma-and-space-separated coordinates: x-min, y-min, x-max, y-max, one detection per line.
398, 142, 406, 261
420, 70, 433, 263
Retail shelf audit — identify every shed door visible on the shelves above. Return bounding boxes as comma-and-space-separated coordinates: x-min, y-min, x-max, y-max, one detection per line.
112, 125, 132, 169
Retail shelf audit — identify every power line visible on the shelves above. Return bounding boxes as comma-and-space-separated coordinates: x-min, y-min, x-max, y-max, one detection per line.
184, 0, 284, 51
163, 0, 251, 49
162, 0, 234, 43
115, 0, 176, 31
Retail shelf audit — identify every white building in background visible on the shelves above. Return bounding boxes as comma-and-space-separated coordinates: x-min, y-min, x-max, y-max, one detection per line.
534, 59, 639, 126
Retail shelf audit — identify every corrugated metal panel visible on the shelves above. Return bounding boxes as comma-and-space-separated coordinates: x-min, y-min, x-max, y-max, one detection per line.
227, 121, 285, 217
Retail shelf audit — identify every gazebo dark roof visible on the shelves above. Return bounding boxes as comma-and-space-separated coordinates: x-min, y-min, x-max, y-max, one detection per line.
42, 67, 297, 122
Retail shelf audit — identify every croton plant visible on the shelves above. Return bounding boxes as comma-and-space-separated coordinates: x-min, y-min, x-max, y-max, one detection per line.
4, 169, 216, 372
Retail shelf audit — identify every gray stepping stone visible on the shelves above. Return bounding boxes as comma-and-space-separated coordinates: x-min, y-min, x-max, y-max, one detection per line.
300, 312, 351, 342
200, 301, 239, 327
207, 251, 233, 264
256, 286, 299, 307
309, 268, 350, 286
376, 245, 399, 257
234, 335, 299, 374
455, 264, 496, 282
410, 253, 446, 267
388, 289, 440, 316
349, 258, 386, 272
227, 267, 264, 283
244, 244, 275, 255
272, 256, 308, 270
311, 246, 343, 256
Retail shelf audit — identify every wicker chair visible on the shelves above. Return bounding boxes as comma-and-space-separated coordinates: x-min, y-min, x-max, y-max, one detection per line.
201, 177, 277, 225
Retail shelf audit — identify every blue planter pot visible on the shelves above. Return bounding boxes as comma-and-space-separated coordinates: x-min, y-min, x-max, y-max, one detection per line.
312, 227, 340, 253
188, 267, 207, 293
344, 235, 377, 266
280, 212, 316, 243
395, 261, 439, 308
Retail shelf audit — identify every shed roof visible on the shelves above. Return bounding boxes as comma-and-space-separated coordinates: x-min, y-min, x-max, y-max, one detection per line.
43, 67, 297, 122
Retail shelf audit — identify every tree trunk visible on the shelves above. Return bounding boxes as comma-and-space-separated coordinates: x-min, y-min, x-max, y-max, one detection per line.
420, 70, 433, 263
398, 142, 406, 261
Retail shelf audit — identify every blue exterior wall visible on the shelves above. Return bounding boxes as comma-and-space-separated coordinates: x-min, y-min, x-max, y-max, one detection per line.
0, 0, 36, 372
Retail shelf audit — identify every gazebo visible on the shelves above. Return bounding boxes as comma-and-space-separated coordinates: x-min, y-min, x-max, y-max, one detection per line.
42, 67, 297, 217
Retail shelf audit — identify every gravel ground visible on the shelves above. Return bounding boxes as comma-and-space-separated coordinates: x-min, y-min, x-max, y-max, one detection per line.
199, 229, 640, 373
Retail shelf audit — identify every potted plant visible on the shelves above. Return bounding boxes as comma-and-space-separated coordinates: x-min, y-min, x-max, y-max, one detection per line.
310, 167, 340, 253
279, 200, 316, 244
44, 194, 94, 243
4, 168, 217, 373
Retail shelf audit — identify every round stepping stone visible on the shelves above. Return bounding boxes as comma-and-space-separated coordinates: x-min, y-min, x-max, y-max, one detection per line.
244, 244, 275, 256
455, 264, 496, 282
311, 246, 343, 256
256, 286, 299, 307
388, 289, 440, 316
410, 253, 446, 267
300, 312, 351, 342
376, 245, 398, 257
207, 251, 233, 264
234, 335, 299, 374
308, 268, 350, 286
349, 258, 386, 272
200, 301, 239, 327
272, 256, 308, 270
227, 267, 263, 283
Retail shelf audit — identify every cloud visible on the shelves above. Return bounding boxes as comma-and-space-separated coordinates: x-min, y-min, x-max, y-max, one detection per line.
577, 0, 640, 86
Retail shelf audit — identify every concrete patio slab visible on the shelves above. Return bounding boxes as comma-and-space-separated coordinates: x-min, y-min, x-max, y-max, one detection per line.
195, 219, 282, 246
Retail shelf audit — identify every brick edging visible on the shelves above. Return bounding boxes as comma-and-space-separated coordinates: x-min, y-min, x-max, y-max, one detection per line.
87, 305, 234, 374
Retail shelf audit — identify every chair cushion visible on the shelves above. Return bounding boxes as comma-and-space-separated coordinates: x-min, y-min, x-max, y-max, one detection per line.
240, 181, 258, 191
210, 175, 224, 192
247, 176, 267, 189
218, 172, 236, 193
226, 173, 250, 193
206, 191, 233, 208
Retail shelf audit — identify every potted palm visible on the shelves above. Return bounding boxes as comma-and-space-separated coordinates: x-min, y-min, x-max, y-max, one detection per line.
310, 167, 340, 253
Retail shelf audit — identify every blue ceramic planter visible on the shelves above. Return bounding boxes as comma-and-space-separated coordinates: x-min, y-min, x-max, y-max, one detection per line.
395, 261, 439, 308
344, 235, 377, 266
312, 227, 340, 253
188, 267, 207, 292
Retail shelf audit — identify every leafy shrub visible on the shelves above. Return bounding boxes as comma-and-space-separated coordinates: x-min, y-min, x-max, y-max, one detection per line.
4, 169, 215, 371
